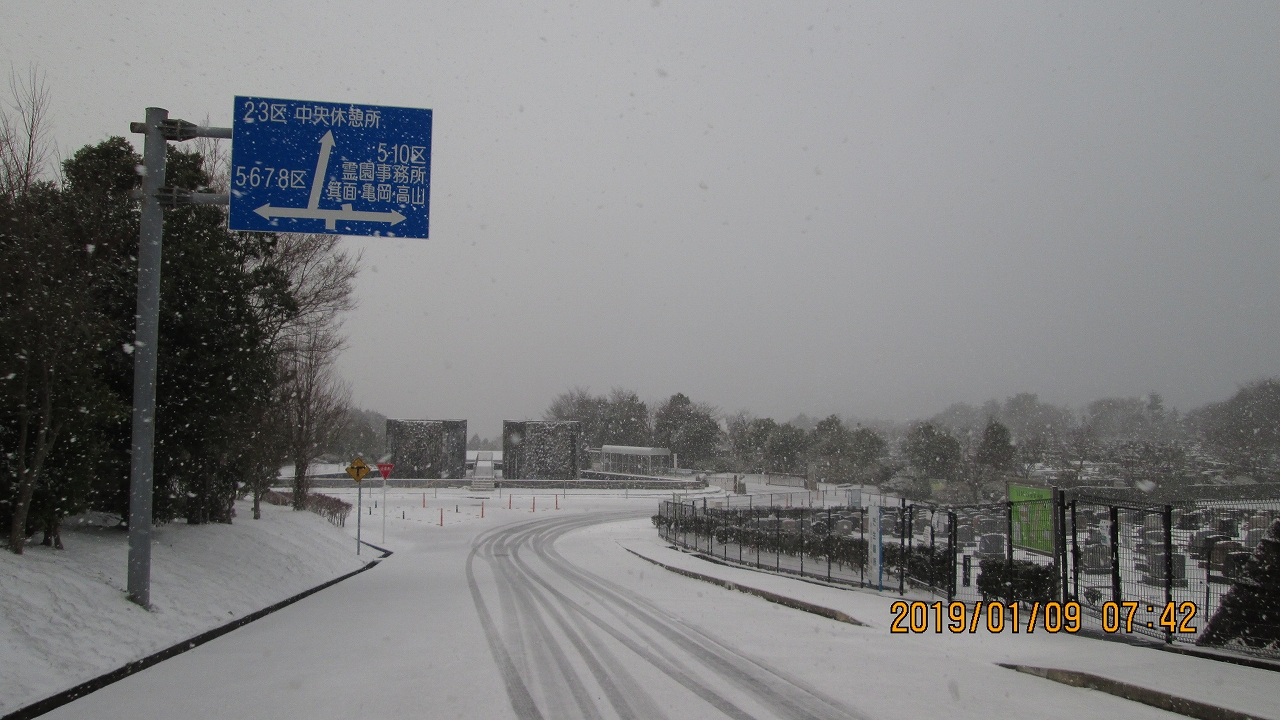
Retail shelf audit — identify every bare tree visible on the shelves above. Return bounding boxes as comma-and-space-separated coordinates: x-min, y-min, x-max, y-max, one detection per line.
0, 66, 52, 199
257, 233, 359, 351
189, 123, 229, 194
253, 234, 359, 511
280, 326, 351, 509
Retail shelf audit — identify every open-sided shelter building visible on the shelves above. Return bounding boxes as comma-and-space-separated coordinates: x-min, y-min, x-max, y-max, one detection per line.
600, 445, 672, 475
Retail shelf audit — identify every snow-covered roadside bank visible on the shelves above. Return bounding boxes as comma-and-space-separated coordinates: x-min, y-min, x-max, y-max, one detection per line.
0, 500, 365, 713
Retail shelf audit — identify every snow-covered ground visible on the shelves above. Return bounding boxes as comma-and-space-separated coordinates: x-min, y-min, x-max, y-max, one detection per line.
0, 499, 365, 713
14, 487, 1279, 720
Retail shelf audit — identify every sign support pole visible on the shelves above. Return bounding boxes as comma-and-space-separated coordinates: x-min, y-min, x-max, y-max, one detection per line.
124, 110, 231, 608
346, 458, 371, 553
127, 107, 168, 608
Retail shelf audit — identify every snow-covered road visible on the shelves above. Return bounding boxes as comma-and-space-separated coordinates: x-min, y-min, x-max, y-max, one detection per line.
469, 511, 869, 720
38, 490, 1279, 720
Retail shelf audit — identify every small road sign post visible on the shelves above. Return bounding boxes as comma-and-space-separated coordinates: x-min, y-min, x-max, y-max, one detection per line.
124, 98, 429, 605
377, 463, 394, 543
347, 458, 370, 554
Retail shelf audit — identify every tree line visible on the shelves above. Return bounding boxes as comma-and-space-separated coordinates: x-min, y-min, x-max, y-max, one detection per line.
544, 381, 1280, 502
1, 72, 359, 554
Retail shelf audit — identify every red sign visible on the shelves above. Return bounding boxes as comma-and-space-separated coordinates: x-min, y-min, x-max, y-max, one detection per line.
376, 463, 394, 480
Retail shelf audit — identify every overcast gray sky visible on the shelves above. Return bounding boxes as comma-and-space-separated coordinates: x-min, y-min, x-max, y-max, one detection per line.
5, 1, 1279, 438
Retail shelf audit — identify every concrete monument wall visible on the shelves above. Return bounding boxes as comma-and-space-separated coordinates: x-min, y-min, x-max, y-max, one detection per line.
502, 420, 581, 480
386, 419, 467, 479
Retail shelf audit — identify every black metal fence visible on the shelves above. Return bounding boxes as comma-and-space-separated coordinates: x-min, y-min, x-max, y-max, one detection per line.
654, 490, 1280, 658
1069, 494, 1279, 654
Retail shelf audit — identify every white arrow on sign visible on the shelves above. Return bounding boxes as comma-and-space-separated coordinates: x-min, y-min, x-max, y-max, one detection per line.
254, 203, 406, 226
254, 131, 405, 230
306, 131, 336, 211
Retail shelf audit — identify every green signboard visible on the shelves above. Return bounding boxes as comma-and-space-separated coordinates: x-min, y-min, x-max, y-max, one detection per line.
1009, 485, 1054, 555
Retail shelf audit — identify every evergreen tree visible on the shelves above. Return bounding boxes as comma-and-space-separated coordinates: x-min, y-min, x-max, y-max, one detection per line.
1198, 518, 1280, 654
848, 426, 887, 474
652, 393, 721, 467
55, 139, 290, 526
545, 387, 608, 448
902, 423, 961, 480
599, 388, 650, 446
974, 418, 1015, 471
806, 415, 852, 481
0, 182, 121, 551
763, 423, 808, 475
1194, 378, 1280, 477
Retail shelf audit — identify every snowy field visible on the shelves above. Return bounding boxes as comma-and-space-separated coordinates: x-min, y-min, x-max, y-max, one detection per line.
11, 487, 1278, 720
0, 499, 365, 713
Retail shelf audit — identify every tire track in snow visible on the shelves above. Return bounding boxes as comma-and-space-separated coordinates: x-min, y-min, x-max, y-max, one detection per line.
468, 512, 874, 720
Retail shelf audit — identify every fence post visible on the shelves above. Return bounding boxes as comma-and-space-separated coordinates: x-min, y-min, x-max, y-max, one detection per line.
1163, 504, 1174, 644
776, 508, 781, 572
693, 502, 699, 552
1205, 536, 1217, 620
1006, 499, 1015, 605
1110, 505, 1121, 604
1070, 500, 1080, 603
947, 510, 957, 602
899, 499, 907, 596
1055, 487, 1067, 604
708, 507, 714, 556
723, 510, 729, 560
928, 509, 935, 590
908, 504, 916, 586
860, 507, 866, 587
799, 508, 805, 577
827, 506, 833, 582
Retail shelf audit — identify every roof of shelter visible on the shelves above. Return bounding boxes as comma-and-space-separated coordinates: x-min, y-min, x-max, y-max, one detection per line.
601, 445, 671, 456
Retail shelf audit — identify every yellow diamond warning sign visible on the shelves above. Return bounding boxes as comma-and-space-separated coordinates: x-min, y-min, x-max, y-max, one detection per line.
346, 457, 370, 483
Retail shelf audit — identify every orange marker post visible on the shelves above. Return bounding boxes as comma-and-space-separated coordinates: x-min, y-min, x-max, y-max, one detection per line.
439, 508, 443, 526
509, 495, 512, 510
555, 495, 559, 510
532, 497, 536, 512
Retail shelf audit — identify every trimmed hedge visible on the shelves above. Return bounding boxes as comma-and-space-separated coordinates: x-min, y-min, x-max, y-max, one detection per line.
976, 557, 1057, 604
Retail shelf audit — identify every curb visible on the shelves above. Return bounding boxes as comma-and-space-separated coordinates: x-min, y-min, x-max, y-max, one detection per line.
2, 546, 392, 720
623, 546, 864, 626
997, 663, 1272, 720
1155, 643, 1280, 673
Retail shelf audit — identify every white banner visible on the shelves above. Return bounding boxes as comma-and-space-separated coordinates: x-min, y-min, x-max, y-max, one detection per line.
867, 505, 883, 591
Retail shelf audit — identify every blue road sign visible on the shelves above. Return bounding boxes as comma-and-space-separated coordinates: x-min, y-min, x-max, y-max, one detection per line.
229, 96, 432, 239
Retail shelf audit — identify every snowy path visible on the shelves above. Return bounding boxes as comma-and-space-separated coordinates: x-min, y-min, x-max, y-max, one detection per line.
35, 491, 1278, 720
